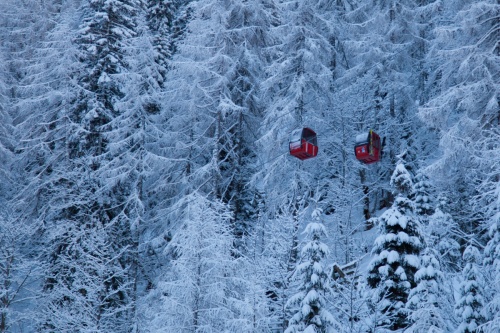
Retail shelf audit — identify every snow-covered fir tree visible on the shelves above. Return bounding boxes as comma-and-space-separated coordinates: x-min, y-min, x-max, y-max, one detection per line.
483, 215, 500, 332
419, 0, 500, 235
285, 207, 338, 333
406, 247, 447, 333
413, 171, 434, 219
454, 244, 486, 333
5, 0, 96, 330
367, 158, 424, 331
425, 195, 462, 272
136, 0, 194, 299
149, 192, 247, 333
0, 17, 19, 331
156, 0, 272, 228
0, 104, 33, 330
145, 0, 192, 87
30, 0, 144, 330
145, 0, 176, 85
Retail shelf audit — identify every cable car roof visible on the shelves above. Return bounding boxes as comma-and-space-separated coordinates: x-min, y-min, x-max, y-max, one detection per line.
355, 133, 369, 144
290, 128, 303, 141
289, 127, 316, 142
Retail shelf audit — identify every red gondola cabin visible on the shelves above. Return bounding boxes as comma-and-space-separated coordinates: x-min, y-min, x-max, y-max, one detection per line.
355, 130, 381, 164
289, 127, 318, 160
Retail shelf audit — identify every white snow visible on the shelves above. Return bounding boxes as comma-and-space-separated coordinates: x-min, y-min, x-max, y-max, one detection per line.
355, 133, 369, 144
387, 250, 400, 264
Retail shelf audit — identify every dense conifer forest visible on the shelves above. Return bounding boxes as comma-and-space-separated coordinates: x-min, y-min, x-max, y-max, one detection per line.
0, 0, 499, 332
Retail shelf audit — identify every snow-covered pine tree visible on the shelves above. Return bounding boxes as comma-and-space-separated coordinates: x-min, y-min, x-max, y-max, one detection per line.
421, 196, 462, 330
220, 0, 277, 246
137, 0, 195, 295
145, 0, 192, 87
483, 215, 500, 332
0, 42, 11, 331
285, 207, 338, 333
4, 0, 88, 330
455, 244, 486, 333
426, 195, 462, 272
0, 12, 13, 170
467, 3, 500, 328
0, 212, 33, 332
406, 247, 447, 333
413, 171, 434, 219
419, 0, 500, 235
367, 158, 423, 331
145, 0, 176, 86
31, 0, 143, 330
150, 192, 245, 333
0, 60, 33, 330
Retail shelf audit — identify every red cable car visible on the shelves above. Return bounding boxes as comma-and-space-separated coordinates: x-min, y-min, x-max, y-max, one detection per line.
289, 127, 318, 160
355, 130, 381, 164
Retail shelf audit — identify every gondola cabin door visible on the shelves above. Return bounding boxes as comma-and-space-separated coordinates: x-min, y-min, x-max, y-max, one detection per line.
355, 130, 381, 164
289, 128, 318, 160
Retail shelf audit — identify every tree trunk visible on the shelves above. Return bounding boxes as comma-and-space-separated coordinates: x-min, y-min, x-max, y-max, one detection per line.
359, 169, 371, 228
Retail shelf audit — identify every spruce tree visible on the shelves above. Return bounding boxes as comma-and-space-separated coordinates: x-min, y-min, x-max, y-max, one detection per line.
150, 192, 243, 332
0, 83, 31, 331
426, 195, 462, 272
367, 159, 423, 331
33, 0, 143, 330
143, 0, 278, 329
413, 171, 434, 218
158, 0, 272, 221
406, 247, 446, 333
221, 0, 276, 245
455, 244, 486, 333
419, 1, 500, 235
483, 217, 500, 331
144, 0, 192, 87
6, 0, 92, 330
145, 0, 176, 85
285, 207, 338, 333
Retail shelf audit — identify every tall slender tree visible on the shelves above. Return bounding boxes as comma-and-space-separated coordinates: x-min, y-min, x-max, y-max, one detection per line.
138, 0, 193, 291
1, 0, 83, 330
413, 171, 435, 219
419, 0, 500, 234
0, 50, 33, 330
285, 206, 338, 333
406, 247, 447, 333
149, 192, 244, 332
367, 158, 423, 331
426, 195, 462, 272
26, 0, 144, 330
482, 216, 500, 332
455, 244, 486, 333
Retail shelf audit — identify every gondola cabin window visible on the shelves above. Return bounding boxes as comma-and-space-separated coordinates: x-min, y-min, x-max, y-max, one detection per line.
289, 128, 318, 160
355, 130, 381, 164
